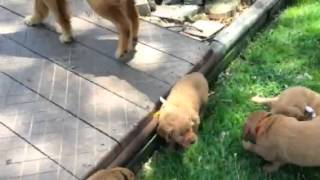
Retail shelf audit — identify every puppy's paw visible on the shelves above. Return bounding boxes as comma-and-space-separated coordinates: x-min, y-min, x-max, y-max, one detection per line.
59, 34, 73, 44
24, 16, 42, 26
133, 37, 138, 42
251, 96, 263, 103
115, 49, 124, 59
263, 163, 280, 173
242, 140, 252, 150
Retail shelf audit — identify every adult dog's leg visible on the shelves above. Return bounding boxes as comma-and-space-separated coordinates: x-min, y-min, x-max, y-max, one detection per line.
43, 0, 73, 43
103, 8, 132, 58
24, 0, 49, 25
126, 0, 139, 41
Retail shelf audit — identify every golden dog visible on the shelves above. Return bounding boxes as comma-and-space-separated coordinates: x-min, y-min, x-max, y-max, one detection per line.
87, 167, 135, 180
252, 86, 320, 120
25, 0, 139, 58
155, 72, 209, 149
243, 111, 320, 172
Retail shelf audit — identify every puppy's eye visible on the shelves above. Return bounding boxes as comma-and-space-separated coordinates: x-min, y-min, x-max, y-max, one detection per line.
168, 131, 174, 139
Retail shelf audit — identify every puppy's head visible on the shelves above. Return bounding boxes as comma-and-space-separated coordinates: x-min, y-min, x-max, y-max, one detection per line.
88, 167, 135, 180
156, 107, 197, 149
243, 111, 271, 143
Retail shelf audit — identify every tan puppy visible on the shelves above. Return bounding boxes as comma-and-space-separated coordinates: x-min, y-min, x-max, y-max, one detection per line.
25, 0, 139, 58
252, 86, 320, 120
87, 167, 135, 180
155, 72, 209, 149
243, 111, 320, 173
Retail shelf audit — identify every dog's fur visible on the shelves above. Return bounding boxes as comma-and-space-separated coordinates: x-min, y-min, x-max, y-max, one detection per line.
252, 86, 320, 121
25, 0, 139, 58
87, 167, 135, 180
155, 72, 209, 149
243, 111, 320, 172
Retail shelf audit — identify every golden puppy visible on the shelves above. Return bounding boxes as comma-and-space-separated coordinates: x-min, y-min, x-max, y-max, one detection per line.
243, 111, 320, 172
155, 72, 209, 149
87, 167, 135, 180
252, 86, 320, 120
24, 0, 139, 58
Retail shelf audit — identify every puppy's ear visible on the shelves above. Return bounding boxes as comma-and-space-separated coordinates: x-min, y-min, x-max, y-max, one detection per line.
157, 125, 173, 143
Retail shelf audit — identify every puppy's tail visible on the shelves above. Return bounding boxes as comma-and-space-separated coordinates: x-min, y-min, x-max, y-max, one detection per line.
251, 96, 278, 106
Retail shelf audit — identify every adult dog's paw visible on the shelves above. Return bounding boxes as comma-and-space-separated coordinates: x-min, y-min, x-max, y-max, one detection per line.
24, 16, 41, 26
59, 34, 73, 44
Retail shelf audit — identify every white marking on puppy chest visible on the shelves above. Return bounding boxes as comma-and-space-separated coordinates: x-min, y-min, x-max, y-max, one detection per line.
160, 96, 167, 104
305, 106, 316, 118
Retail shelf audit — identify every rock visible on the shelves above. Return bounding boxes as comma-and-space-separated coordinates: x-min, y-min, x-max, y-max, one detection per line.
184, 0, 204, 5
241, 0, 256, 5
155, 0, 163, 5
140, 16, 176, 28
184, 20, 224, 38
205, 0, 240, 20
163, 0, 183, 5
151, 5, 200, 22
148, 0, 157, 11
189, 13, 209, 22
136, 0, 151, 16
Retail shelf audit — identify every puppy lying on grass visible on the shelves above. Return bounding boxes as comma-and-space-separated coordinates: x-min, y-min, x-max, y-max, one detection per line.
155, 72, 209, 149
25, 0, 139, 59
87, 167, 135, 180
252, 86, 320, 120
243, 111, 320, 173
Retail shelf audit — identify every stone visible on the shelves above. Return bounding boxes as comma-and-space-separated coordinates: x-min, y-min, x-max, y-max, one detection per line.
189, 12, 209, 22
148, 0, 157, 11
184, 20, 225, 38
241, 0, 256, 5
184, 0, 204, 5
136, 0, 151, 16
151, 5, 200, 22
163, 0, 183, 5
205, 0, 240, 20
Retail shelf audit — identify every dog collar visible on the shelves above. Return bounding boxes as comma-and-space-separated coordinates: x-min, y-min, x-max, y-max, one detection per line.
154, 111, 160, 119
255, 113, 273, 137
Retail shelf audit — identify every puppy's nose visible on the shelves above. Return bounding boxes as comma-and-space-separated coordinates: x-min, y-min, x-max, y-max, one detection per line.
190, 139, 197, 145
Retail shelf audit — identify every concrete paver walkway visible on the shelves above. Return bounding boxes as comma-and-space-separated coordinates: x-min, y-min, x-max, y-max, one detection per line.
0, 1, 211, 179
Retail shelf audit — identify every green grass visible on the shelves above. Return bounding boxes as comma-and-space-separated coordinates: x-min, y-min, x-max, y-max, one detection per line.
138, 1, 320, 180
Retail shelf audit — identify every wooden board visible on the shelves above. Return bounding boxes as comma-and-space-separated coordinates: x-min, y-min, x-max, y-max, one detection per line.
0, 73, 120, 179
0, 123, 78, 180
